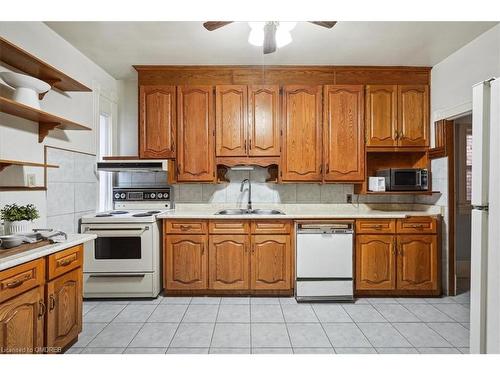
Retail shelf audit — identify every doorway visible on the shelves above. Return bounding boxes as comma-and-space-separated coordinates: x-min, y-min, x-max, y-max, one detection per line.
454, 114, 473, 294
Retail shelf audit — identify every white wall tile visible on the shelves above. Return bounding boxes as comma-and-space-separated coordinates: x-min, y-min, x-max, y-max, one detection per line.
74, 153, 97, 183
296, 184, 321, 203
75, 183, 97, 212
179, 184, 203, 202
47, 182, 75, 216
47, 213, 75, 234
320, 184, 345, 203
47, 148, 75, 183
202, 184, 227, 203
275, 184, 296, 203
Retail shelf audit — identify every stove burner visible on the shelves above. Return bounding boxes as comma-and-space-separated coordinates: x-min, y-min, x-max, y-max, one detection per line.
110, 210, 129, 215
95, 213, 113, 217
131, 210, 161, 218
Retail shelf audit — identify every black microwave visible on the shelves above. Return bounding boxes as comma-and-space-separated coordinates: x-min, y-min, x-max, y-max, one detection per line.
376, 168, 429, 191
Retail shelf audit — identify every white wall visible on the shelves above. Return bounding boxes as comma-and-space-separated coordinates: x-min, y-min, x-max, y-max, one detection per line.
431, 23, 500, 128
0, 22, 117, 230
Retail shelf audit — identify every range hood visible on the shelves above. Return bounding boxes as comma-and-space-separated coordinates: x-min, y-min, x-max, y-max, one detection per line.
97, 159, 168, 172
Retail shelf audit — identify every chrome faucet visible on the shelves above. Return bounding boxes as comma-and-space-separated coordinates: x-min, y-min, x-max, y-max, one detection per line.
240, 178, 252, 211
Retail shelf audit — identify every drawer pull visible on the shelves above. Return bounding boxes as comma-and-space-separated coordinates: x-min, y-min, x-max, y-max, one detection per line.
180, 225, 192, 231
57, 258, 75, 267
5, 278, 24, 289
373, 224, 383, 229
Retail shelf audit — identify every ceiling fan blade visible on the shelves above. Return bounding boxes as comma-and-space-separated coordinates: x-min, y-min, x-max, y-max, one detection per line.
309, 21, 337, 29
263, 22, 277, 54
203, 21, 233, 31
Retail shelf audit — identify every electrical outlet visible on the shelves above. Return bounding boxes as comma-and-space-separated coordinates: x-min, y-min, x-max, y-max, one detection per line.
346, 194, 353, 203
27, 174, 36, 187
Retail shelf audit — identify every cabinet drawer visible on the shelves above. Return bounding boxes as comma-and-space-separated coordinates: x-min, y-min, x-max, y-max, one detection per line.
397, 217, 437, 234
0, 258, 45, 303
251, 221, 291, 234
209, 220, 249, 234
48, 245, 83, 280
355, 219, 396, 234
165, 220, 207, 234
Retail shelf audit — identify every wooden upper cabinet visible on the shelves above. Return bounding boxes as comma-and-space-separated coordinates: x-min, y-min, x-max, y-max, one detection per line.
323, 85, 365, 182
164, 234, 208, 290
46, 268, 82, 350
177, 86, 215, 182
248, 85, 280, 157
139, 85, 176, 159
281, 85, 322, 181
209, 235, 249, 290
398, 85, 429, 147
251, 235, 291, 290
365, 85, 398, 147
0, 286, 44, 354
397, 235, 438, 290
355, 235, 396, 291
215, 85, 248, 157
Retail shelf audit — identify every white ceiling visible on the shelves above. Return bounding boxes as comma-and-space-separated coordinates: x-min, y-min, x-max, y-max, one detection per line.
46, 21, 498, 80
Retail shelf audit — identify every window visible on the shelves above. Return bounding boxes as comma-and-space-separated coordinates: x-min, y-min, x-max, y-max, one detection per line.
457, 124, 472, 213
98, 113, 113, 211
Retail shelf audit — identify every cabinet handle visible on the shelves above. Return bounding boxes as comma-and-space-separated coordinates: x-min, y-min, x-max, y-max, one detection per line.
177, 163, 181, 175
201, 243, 205, 255
249, 139, 252, 150
374, 224, 382, 230
399, 130, 404, 139
180, 225, 192, 231
411, 224, 424, 229
5, 278, 24, 289
252, 245, 255, 254
244, 139, 247, 152
393, 238, 397, 255
49, 295, 56, 311
57, 257, 74, 267
38, 300, 46, 319
394, 129, 399, 140
326, 163, 329, 174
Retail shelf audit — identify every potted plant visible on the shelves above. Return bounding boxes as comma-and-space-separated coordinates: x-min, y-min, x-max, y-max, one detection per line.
1, 204, 40, 234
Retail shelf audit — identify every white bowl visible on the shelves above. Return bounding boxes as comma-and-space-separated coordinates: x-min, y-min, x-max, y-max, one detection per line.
0, 71, 51, 109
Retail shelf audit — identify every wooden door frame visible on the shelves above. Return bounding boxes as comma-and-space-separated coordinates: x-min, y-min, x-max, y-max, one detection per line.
429, 119, 456, 295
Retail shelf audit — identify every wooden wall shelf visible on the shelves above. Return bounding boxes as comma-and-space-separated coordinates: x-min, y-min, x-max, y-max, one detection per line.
0, 159, 58, 172
0, 36, 91, 94
0, 96, 91, 142
0, 186, 47, 191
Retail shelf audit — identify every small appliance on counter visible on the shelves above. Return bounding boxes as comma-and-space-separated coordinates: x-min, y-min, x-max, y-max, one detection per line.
376, 168, 429, 191
368, 176, 386, 192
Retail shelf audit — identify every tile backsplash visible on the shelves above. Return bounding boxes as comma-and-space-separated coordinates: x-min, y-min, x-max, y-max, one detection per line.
46, 147, 98, 234
116, 167, 426, 205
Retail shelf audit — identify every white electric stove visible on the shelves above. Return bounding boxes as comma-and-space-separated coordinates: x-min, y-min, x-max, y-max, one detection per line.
80, 187, 173, 298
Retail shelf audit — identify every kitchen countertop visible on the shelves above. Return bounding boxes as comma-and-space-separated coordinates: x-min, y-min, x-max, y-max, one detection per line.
0, 233, 97, 271
158, 203, 442, 220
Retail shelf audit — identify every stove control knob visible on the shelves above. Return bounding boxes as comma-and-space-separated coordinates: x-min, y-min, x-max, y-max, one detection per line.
150, 193, 156, 199
164, 193, 169, 199
114, 193, 120, 199
120, 193, 126, 199
157, 193, 163, 199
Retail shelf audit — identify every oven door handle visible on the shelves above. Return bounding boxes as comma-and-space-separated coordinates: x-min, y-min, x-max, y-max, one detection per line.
83, 227, 149, 236
416, 170, 422, 187
87, 273, 146, 278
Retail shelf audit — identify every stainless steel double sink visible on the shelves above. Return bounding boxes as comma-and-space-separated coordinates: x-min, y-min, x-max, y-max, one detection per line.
215, 208, 285, 215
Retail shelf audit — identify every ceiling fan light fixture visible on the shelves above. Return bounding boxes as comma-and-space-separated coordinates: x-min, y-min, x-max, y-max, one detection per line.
276, 29, 292, 48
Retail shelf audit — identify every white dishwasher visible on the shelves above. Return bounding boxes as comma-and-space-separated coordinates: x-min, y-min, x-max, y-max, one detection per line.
295, 222, 354, 302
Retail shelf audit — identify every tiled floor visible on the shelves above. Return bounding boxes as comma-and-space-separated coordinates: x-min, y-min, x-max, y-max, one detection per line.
67, 292, 471, 354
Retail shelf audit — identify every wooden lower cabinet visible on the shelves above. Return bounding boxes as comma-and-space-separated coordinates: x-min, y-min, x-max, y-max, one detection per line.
251, 235, 291, 291
46, 268, 82, 350
209, 235, 249, 290
355, 235, 396, 291
164, 234, 208, 290
0, 286, 44, 354
355, 217, 440, 296
397, 235, 438, 290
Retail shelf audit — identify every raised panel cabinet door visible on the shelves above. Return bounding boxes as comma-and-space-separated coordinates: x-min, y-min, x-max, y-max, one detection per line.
365, 85, 398, 147
216, 85, 248, 156
0, 286, 44, 354
209, 235, 249, 290
397, 235, 438, 290
46, 268, 82, 351
177, 86, 215, 182
251, 235, 291, 290
398, 85, 429, 147
355, 235, 396, 291
281, 85, 322, 181
323, 85, 365, 182
139, 85, 176, 159
248, 85, 280, 156
164, 235, 208, 290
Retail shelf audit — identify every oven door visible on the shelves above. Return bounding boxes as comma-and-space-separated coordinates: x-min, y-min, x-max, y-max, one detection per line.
391, 169, 421, 191
81, 223, 154, 273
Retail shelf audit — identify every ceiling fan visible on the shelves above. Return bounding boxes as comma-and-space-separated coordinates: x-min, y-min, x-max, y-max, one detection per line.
203, 21, 337, 54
